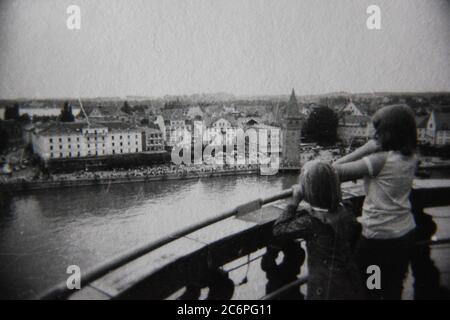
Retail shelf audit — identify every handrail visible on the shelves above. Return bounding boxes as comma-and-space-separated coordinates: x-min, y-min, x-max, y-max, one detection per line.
260, 275, 309, 300
37, 174, 450, 300
37, 188, 294, 300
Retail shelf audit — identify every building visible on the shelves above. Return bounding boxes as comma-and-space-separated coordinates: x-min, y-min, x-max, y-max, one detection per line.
426, 111, 450, 146
162, 108, 191, 147
205, 116, 237, 146
337, 115, 371, 146
83, 105, 130, 123
141, 126, 164, 152
32, 122, 144, 161
341, 101, 365, 116
281, 89, 302, 166
0, 102, 81, 120
242, 119, 280, 162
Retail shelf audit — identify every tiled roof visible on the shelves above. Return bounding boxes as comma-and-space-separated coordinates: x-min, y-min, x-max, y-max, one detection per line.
34, 121, 143, 136
415, 115, 429, 129
433, 111, 450, 131
339, 115, 371, 125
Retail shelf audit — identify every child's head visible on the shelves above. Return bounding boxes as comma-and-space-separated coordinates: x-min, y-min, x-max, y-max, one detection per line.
372, 104, 417, 156
299, 160, 341, 212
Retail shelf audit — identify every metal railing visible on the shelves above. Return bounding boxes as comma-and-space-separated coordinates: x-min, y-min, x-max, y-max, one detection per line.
38, 188, 293, 299
38, 165, 450, 300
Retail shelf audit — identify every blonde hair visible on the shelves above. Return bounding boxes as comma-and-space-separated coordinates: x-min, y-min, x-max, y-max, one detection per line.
299, 160, 342, 212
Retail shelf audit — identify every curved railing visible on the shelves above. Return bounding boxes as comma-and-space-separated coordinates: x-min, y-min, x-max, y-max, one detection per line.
38, 177, 450, 300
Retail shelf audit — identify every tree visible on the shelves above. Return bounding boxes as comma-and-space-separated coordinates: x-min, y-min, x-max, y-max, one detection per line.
121, 101, 133, 114
0, 128, 9, 153
18, 113, 31, 123
60, 102, 75, 122
4, 103, 19, 120
304, 106, 338, 146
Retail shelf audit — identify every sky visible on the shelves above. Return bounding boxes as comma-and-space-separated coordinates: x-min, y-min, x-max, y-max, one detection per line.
0, 0, 450, 99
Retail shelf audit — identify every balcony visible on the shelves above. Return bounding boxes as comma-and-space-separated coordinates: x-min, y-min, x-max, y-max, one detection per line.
39, 178, 450, 300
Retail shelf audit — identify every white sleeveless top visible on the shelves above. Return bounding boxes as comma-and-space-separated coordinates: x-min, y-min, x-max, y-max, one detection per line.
361, 151, 417, 239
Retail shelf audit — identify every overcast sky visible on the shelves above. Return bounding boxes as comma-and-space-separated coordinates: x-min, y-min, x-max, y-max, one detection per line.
0, 0, 450, 99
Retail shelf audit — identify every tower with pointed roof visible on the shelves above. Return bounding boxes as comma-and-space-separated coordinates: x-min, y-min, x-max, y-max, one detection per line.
281, 89, 302, 166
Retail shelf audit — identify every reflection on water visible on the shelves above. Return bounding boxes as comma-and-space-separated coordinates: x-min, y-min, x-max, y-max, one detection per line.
0, 174, 297, 299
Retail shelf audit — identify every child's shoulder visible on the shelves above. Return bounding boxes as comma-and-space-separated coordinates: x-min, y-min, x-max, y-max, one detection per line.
295, 205, 314, 220
296, 204, 323, 227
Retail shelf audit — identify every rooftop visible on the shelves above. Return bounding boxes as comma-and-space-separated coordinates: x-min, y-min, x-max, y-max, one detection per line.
34, 121, 144, 136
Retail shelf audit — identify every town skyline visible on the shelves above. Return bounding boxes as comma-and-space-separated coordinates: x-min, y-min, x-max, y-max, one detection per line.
2, 90, 450, 102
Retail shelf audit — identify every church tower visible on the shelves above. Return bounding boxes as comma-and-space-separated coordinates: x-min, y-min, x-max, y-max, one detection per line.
281, 89, 302, 167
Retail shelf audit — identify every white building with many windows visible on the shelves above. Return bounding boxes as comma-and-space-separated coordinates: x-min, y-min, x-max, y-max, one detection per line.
32, 122, 144, 160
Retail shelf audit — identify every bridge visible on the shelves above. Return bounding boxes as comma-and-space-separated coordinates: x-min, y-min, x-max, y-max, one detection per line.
39, 178, 450, 300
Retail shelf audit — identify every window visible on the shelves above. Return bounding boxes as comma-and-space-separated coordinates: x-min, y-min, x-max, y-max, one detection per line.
120, 149, 123, 153
49, 138, 53, 143
60, 145, 62, 150
77, 137, 80, 142
69, 152, 72, 157
50, 153, 54, 158
112, 135, 115, 140
50, 146, 53, 150
113, 150, 115, 154
120, 142, 123, 146
120, 135, 123, 140
59, 138, 62, 142
77, 152, 80, 157
136, 148, 138, 152
68, 137, 71, 142
112, 142, 115, 146
60, 152, 63, 157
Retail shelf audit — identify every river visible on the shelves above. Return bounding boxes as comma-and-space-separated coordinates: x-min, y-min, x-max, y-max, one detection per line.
0, 173, 298, 299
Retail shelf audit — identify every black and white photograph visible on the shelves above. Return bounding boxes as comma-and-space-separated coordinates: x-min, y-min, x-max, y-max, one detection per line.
0, 0, 450, 303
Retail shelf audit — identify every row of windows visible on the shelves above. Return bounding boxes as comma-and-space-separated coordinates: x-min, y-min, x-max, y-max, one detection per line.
111, 134, 139, 140
49, 141, 139, 149
148, 146, 163, 151
50, 137, 80, 143
49, 134, 140, 143
112, 141, 139, 147
50, 148, 140, 158
147, 140, 162, 144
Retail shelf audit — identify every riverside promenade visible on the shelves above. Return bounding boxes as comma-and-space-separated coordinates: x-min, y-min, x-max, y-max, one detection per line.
0, 165, 262, 192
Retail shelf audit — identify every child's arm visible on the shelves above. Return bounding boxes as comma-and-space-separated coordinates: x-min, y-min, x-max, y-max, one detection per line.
273, 208, 313, 240
333, 152, 387, 182
273, 185, 313, 240
333, 139, 381, 165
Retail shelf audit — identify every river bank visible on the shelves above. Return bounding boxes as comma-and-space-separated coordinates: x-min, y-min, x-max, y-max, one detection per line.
0, 167, 262, 192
